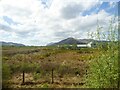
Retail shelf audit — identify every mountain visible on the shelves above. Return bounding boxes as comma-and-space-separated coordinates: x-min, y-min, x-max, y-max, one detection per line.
0, 41, 25, 46
47, 37, 94, 46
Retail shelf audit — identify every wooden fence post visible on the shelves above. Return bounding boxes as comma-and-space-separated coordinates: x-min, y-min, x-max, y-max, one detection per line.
22, 70, 25, 84
52, 68, 54, 84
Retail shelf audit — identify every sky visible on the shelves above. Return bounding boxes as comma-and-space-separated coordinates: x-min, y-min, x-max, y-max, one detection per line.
0, 0, 119, 46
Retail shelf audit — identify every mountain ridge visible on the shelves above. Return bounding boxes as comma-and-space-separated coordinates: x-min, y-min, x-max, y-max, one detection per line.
47, 37, 95, 46
0, 41, 25, 46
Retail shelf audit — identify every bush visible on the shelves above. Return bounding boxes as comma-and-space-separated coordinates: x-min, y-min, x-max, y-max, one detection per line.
2, 64, 12, 80
86, 48, 118, 88
2, 64, 12, 88
33, 72, 41, 81
85, 18, 118, 88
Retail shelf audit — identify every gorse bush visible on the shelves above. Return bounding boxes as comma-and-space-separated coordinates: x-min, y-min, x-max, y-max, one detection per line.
86, 18, 118, 88
2, 64, 12, 88
86, 48, 118, 88
2, 64, 12, 80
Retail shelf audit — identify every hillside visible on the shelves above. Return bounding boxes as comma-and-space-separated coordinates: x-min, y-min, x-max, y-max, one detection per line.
47, 37, 111, 47
47, 37, 94, 46
0, 41, 25, 46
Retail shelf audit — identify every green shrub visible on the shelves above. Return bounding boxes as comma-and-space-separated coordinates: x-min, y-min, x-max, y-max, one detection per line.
2, 64, 12, 80
33, 72, 41, 80
41, 83, 49, 88
85, 18, 118, 88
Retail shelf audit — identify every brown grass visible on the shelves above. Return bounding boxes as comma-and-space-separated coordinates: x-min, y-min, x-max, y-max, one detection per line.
2, 46, 99, 88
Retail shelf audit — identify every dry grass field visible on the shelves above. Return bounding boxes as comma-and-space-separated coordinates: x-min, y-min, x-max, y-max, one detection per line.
2, 46, 99, 88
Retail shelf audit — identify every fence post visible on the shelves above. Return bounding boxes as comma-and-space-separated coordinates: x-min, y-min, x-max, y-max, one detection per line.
22, 70, 25, 84
52, 68, 54, 84
86, 69, 87, 77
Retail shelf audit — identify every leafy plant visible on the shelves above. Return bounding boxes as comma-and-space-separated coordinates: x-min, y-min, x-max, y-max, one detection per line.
85, 18, 118, 88
33, 72, 41, 81
2, 64, 12, 80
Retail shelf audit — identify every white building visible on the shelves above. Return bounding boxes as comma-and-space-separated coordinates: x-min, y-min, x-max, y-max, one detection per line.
77, 42, 93, 48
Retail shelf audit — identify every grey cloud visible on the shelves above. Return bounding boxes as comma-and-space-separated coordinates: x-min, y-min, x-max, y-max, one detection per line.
15, 28, 40, 37
76, 22, 97, 32
54, 30, 75, 39
50, 24, 63, 31
0, 24, 12, 31
0, 23, 40, 38
53, 29, 88, 40
0, 25, 29, 38
16, 31, 31, 37
53, 16, 98, 39
61, 3, 83, 19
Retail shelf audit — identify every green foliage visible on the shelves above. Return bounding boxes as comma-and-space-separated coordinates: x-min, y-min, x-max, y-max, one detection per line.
86, 18, 118, 88
59, 44, 77, 50
86, 49, 118, 88
2, 57, 9, 61
77, 48, 94, 54
10, 64, 21, 73
2, 64, 12, 80
41, 83, 49, 88
33, 72, 41, 80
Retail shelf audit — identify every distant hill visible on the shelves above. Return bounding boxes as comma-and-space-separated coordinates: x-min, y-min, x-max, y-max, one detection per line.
46, 37, 112, 47
0, 41, 25, 46
47, 37, 95, 46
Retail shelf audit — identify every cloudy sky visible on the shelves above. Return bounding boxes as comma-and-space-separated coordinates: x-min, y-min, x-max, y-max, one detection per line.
0, 0, 118, 46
